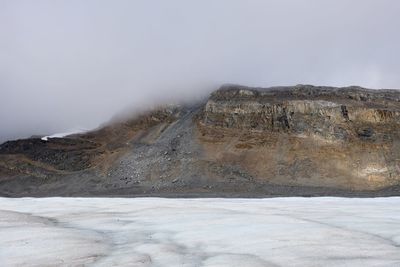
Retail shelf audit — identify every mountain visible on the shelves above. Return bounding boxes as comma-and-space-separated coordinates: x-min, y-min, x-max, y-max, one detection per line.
1, 84, 400, 197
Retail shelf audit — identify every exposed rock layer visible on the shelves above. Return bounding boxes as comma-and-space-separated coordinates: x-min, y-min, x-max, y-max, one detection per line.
199, 85, 400, 190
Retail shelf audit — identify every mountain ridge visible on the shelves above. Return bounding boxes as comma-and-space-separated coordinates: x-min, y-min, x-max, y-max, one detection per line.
1, 84, 400, 197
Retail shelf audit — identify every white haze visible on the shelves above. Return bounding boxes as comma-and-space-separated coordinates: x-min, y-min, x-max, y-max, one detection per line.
1, 0, 400, 142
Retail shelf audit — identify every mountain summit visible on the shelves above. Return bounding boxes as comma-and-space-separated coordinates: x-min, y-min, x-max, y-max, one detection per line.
1, 85, 400, 197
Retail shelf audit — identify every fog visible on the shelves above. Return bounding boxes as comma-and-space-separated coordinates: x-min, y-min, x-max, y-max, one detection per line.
1, 0, 400, 142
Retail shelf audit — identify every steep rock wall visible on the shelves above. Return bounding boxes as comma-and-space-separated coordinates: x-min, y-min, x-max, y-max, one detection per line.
198, 85, 400, 190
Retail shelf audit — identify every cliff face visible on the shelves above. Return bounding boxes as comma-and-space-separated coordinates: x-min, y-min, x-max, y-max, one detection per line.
204, 85, 400, 133
0, 85, 400, 197
198, 85, 400, 190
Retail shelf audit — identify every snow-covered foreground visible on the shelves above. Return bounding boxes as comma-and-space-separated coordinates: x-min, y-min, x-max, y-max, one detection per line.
0, 198, 400, 267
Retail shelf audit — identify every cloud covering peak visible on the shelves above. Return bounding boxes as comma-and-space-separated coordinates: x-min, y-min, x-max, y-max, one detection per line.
1, 0, 400, 142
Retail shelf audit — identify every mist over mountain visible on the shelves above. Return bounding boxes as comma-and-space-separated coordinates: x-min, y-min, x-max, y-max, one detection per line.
1, 0, 400, 142
1, 84, 400, 197
2, 3, 400, 266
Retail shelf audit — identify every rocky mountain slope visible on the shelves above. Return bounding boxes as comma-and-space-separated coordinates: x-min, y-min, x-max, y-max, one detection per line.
1, 84, 400, 197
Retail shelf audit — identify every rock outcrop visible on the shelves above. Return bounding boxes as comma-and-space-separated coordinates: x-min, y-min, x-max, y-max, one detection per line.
197, 85, 400, 190
0, 84, 399, 197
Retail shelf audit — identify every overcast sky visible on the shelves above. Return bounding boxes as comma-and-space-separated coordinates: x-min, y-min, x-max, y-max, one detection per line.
1, 0, 400, 142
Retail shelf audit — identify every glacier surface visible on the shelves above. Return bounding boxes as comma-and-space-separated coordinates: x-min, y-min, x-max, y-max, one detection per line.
0, 197, 400, 267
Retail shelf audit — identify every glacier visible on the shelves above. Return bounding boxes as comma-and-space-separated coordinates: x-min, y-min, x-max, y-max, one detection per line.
0, 197, 400, 266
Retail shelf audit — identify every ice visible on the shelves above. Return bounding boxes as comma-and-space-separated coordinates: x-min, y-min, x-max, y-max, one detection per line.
41, 128, 87, 141
0, 197, 400, 266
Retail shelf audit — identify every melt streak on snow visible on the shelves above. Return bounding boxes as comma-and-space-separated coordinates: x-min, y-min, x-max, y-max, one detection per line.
0, 197, 400, 266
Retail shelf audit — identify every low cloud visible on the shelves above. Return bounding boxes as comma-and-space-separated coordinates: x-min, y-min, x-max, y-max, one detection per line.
1, 0, 399, 142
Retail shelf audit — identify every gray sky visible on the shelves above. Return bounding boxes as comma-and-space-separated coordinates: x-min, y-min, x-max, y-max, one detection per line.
1, 0, 400, 142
